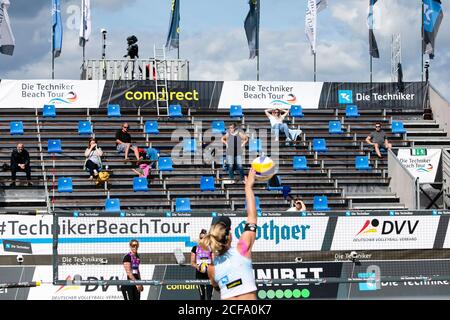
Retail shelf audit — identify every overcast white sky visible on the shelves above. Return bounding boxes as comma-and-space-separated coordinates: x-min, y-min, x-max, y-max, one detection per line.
1, 0, 449, 100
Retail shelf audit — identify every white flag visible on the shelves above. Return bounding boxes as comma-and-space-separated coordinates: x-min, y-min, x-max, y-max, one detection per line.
79, 0, 91, 47
0, 0, 15, 56
305, 0, 327, 55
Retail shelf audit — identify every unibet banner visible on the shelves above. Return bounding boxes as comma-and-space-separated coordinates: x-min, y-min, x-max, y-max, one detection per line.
397, 148, 441, 183
0, 80, 105, 108
330, 216, 440, 251
218, 81, 324, 109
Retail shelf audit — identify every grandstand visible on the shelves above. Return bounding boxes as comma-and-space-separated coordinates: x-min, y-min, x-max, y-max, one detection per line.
0, 94, 448, 213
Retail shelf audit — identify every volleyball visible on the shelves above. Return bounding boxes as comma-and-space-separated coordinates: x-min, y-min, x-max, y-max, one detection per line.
251, 156, 276, 181
197, 262, 208, 273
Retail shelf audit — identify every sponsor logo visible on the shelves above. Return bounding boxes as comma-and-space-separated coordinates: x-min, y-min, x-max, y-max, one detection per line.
358, 273, 378, 291
124, 89, 199, 102
49, 91, 78, 105
270, 93, 298, 107
235, 220, 310, 245
338, 90, 353, 104
219, 276, 229, 285
356, 219, 419, 237
165, 284, 198, 291
416, 163, 433, 173
56, 275, 121, 294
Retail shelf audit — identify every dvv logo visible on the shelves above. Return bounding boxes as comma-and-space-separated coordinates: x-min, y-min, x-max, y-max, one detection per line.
356, 219, 419, 236
235, 220, 310, 245
338, 90, 353, 104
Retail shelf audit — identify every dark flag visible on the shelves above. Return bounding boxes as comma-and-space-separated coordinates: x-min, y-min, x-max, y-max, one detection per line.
244, 0, 260, 59
423, 0, 444, 59
368, 0, 379, 58
165, 0, 180, 50
397, 62, 404, 92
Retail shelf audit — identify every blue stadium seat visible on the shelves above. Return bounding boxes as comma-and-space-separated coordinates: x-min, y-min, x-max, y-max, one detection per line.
105, 198, 121, 212
158, 157, 173, 171
145, 120, 159, 134
42, 105, 56, 118
48, 139, 62, 153
176, 198, 192, 213
10, 121, 24, 135
57, 177, 73, 193
290, 105, 304, 118
293, 156, 309, 170
230, 105, 243, 118
329, 120, 343, 134
147, 148, 160, 161
267, 175, 284, 191
184, 138, 197, 153
246, 196, 262, 214
200, 176, 215, 192
133, 177, 148, 192
392, 121, 406, 134
249, 138, 262, 153
169, 104, 183, 118
107, 104, 121, 117
211, 120, 226, 134
78, 121, 92, 135
346, 105, 359, 118
355, 156, 371, 170
313, 138, 327, 152
313, 196, 330, 211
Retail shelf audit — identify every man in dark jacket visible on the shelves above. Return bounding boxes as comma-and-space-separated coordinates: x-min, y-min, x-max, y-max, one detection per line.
10, 143, 32, 186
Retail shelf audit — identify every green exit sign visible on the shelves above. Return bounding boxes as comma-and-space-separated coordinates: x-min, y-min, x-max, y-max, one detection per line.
412, 148, 427, 156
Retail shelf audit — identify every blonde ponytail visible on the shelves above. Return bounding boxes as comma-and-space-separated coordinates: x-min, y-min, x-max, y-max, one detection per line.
199, 223, 229, 256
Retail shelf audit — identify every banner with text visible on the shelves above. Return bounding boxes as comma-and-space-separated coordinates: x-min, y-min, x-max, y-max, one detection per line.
0, 80, 105, 109
397, 148, 442, 183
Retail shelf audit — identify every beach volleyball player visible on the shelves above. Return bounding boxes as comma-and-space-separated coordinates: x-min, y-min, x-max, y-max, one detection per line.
199, 169, 258, 300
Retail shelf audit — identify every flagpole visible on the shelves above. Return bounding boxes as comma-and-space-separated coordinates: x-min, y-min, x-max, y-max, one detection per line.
313, 52, 317, 82
256, 0, 260, 81
421, 1, 424, 82
52, 21, 55, 80
370, 55, 373, 84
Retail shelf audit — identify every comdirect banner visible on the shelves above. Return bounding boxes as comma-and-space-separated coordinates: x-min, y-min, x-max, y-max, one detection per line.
0, 79, 105, 109
397, 148, 442, 183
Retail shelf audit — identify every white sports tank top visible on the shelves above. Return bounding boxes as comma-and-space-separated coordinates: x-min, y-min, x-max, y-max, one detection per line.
213, 247, 257, 299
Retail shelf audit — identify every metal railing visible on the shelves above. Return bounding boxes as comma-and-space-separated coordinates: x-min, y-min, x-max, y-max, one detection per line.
82, 59, 189, 81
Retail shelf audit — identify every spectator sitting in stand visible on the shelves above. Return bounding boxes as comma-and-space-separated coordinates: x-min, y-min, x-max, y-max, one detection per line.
84, 138, 103, 180
10, 143, 32, 186
264, 108, 292, 142
286, 198, 306, 212
365, 122, 392, 158
131, 148, 151, 179
116, 123, 140, 162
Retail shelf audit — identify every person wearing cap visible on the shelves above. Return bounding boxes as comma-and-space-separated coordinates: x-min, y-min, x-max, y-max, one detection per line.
190, 229, 214, 300
199, 169, 258, 300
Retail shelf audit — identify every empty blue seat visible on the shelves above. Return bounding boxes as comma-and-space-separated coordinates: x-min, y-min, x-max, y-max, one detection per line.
133, 177, 148, 192
158, 157, 173, 171
169, 104, 183, 118
249, 138, 262, 153
184, 139, 197, 153
290, 105, 304, 118
200, 176, 215, 192
313, 196, 330, 211
355, 156, 372, 170
293, 156, 309, 170
246, 196, 262, 214
147, 148, 159, 161
267, 175, 284, 191
230, 105, 243, 118
211, 121, 226, 134
176, 198, 192, 213
107, 104, 121, 117
145, 120, 159, 134
57, 177, 73, 193
48, 139, 62, 153
105, 198, 121, 212
10, 121, 24, 135
43, 105, 56, 118
329, 121, 343, 134
392, 121, 406, 134
346, 105, 359, 118
313, 138, 327, 152
78, 121, 92, 135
